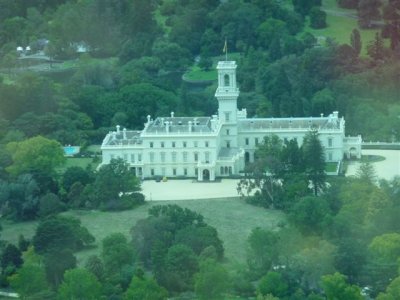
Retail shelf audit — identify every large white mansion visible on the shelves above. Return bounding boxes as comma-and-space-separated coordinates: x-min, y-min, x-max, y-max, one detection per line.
101, 61, 362, 181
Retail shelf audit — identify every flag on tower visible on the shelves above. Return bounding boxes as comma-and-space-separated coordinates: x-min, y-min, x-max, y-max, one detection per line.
223, 39, 228, 61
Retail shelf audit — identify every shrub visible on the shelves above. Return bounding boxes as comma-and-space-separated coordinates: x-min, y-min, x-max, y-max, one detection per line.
310, 7, 327, 29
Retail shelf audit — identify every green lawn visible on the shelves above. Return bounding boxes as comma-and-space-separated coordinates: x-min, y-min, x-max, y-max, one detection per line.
184, 65, 217, 81
1, 199, 284, 267
325, 162, 339, 173
57, 157, 99, 173
305, 14, 381, 56
184, 52, 242, 82
303, 0, 390, 56
85, 144, 101, 153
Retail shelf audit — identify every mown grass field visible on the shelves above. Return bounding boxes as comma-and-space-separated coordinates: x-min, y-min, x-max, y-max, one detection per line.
2, 199, 285, 267
305, 0, 385, 56
56, 157, 99, 174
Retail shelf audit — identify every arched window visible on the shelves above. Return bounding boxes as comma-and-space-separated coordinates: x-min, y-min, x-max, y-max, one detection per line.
229, 167, 232, 174
220, 166, 224, 175
224, 166, 228, 174
224, 74, 230, 86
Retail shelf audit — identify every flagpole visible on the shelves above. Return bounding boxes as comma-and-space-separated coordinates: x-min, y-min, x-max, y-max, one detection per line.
223, 38, 228, 61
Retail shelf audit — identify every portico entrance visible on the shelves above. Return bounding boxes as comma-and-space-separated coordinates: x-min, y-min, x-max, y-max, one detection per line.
202, 169, 210, 181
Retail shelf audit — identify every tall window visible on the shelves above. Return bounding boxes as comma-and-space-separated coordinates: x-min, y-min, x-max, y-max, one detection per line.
131, 154, 135, 163
149, 152, 154, 162
173, 168, 177, 176
183, 141, 187, 148
226, 129, 230, 135
183, 152, 188, 162
205, 141, 209, 147
225, 112, 230, 122
172, 141, 176, 148
194, 141, 198, 147
161, 142, 165, 148
226, 141, 230, 148
150, 142, 153, 148
138, 154, 142, 162
184, 168, 187, 176
255, 138, 259, 146
205, 152, 210, 162
194, 153, 198, 162
245, 138, 249, 146
161, 152, 165, 162
172, 152, 177, 162
162, 168, 166, 176
224, 74, 230, 86
123, 154, 128, 161
328, 138, 333, 147
151, 169, 154, 176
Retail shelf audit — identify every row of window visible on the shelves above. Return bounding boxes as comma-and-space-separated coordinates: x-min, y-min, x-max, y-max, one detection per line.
150, 167, 197, 177
149, 151, 211, 163
244, 137, 259, 146
149, 141, 209, 148
243, 137, 334, 148
110, 153, 142, 162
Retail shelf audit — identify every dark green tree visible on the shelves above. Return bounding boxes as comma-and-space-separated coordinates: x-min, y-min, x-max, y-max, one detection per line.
102, 233, 134, 275
310, 7, 327, 29
33, 215, 95, 254
93, 158, 141, 210
321, 272, 363, 300
1, 243, 22, 271
194, 259, 230, 300
44, 249, 76, 288
257, 271, 289, 298
38, 193, 65, 218
175, 225, 224, 260
247, 228, 279, 278
85, 255, 105, 282
124, 275, 168, 300
289, 196, 331, 234
350, 28, 362, 56
382, 0, 400, 50
162, 244, 199, 292
9, 264, 50, 299
62, 166, 92, 193
367, 32, 385, 61
358, 0, 382, 28
57, 268, 102, 300
292, 0, 322, 16
302, 129, 326, 195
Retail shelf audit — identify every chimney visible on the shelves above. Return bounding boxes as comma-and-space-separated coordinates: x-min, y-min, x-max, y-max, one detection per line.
147, 115, 151, 124
333, 111, 339, 118
116, 125, 120, 134
123, 128, 127, 139
320, 113, 324, 118
171, 111, 174, 118
188, 121, 192, 132
166, 121, 170, 133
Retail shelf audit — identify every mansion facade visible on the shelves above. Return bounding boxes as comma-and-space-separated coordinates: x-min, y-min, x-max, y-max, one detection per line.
101, 61, 362, 181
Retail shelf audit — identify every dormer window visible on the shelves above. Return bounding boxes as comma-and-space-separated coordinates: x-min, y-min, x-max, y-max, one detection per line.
224, 74, 230, 86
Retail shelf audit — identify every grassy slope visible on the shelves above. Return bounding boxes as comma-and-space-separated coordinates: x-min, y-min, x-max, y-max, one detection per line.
2, 199, 284, 266
305, 0, 384, 56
